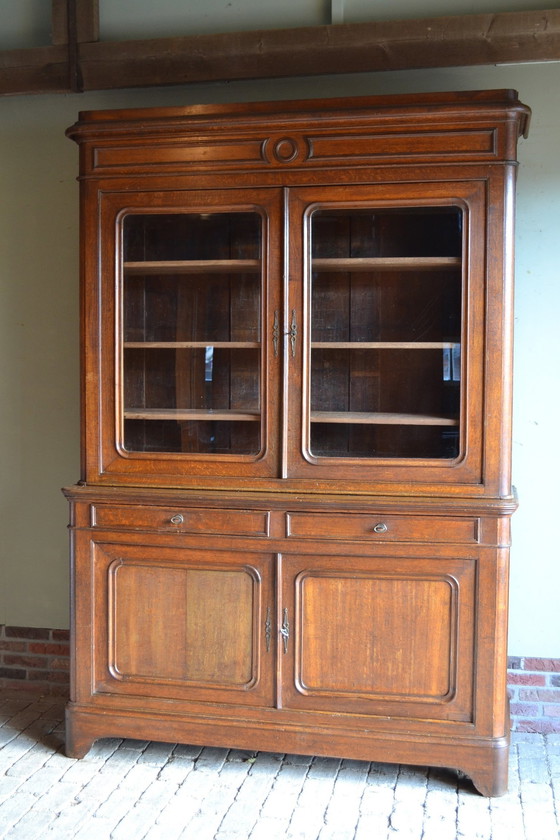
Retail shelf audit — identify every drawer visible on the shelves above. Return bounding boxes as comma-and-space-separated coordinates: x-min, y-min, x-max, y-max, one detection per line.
91, 505, 270, 537
285, 512, 479, 543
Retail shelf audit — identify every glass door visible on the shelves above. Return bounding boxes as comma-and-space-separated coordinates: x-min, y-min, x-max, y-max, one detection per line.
286, 182, 486, 487
93, 188, 282, 484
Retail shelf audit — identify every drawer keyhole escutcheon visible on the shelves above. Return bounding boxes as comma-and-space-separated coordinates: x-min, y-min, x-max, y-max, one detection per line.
170, 514, 184, 525
373, 522, 388, 534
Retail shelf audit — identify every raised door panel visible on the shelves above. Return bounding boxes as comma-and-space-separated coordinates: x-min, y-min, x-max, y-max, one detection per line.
285, 181, 487, 490
280, 553, 475, 722
85, 187, 283, 486
90, 541, 275, 706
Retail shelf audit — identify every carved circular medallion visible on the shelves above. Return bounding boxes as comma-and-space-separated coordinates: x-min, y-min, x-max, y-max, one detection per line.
273, 137, 298, 162
264, 135, 308, 165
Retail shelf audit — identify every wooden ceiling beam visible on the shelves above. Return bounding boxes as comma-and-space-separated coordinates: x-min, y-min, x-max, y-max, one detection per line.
0, 45, 69, 95
1, 9, 559, 97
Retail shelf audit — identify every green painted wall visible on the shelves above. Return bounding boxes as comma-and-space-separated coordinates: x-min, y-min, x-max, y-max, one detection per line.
0, 2, 558, 656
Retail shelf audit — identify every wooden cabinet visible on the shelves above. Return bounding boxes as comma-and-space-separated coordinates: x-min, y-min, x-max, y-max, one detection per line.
280, 550, 477, 722
64, 90, 529, 796
88, 538, 275, 707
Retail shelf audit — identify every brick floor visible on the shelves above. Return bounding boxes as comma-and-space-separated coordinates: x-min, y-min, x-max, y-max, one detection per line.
1, 692, 559, 839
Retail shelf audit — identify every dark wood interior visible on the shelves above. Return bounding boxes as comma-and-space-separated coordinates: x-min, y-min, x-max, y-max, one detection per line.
309, 206, 462, 459
121, 211, 262, 455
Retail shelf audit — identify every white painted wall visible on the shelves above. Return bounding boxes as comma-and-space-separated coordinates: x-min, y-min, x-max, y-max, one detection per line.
0, 2, 558, 657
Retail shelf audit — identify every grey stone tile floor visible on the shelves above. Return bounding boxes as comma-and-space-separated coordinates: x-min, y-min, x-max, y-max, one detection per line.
0, 692, 559, 839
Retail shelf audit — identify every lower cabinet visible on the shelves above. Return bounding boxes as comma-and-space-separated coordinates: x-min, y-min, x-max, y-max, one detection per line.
91, 542, 275, 707
281, 553, 475, 723
65, 492, 511, 797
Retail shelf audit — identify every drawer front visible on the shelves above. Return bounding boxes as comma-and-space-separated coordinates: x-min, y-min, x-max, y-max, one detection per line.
286, 512, 479, 543
91, 505, 270, 537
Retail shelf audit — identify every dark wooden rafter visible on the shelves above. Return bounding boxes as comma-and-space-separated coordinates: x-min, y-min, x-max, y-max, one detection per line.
0, 0, 99, 96
51, 0, 99, 46
0, 3, 559, 96
54, 0, 99, 92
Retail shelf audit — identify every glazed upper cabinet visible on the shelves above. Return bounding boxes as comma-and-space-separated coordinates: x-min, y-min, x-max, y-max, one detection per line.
100, 187, 283, 480
84, 155, 511, 495
287, 182, 483, 486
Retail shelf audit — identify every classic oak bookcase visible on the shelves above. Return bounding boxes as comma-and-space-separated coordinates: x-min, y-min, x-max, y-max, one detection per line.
63, 90, 530, 795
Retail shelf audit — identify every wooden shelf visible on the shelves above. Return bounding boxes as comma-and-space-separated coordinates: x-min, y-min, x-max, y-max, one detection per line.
124, 341, 260, 349
312, 341, 460, 350
124, 259, 260, 275
124, 408, 260, 422
312, 257, 461, 272
311, 411, 459, 426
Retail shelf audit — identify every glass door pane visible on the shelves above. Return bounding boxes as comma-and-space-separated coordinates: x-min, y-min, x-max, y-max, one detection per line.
121, 211, 262, 455
309, 207, 463, 460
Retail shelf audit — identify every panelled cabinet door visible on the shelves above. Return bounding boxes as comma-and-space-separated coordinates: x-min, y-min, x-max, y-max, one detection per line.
285, 182, 487, 487
280, 553, 476, 723
90, 541, 276, 707
87, 187, 283, 484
